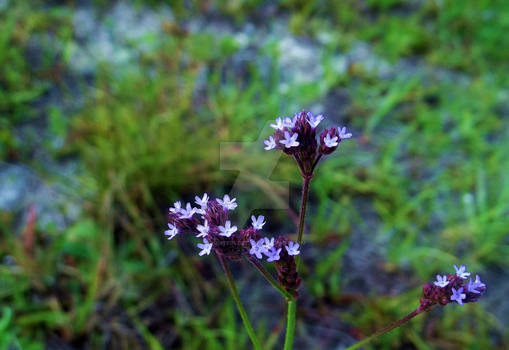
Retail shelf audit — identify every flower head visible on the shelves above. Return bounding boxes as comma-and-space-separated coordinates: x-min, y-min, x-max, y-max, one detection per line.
454, 265, 471, 279
249, 239, 265, 259
251, 215, 266, 230
179, 202, 196, 219
196, 220, 209, 238
261, 237, 274, 251
433, 275, 449, 288
264, 136, 276, 150
283, 116, 296, 128
323, 133, 339, 148
164, 223, 179, 240
218, 220, 237, 237
450, 287, 466, 305
467, 275, 486, 294
197, 238, 213, 256
279, 131, 299, 148
285, 241, 300, 256
217, 195, 237, 211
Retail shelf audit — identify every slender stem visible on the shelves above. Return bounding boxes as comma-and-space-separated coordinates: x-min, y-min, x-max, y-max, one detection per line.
344, 308, 425, 350
283, 300, 297, 350
218, 255, 262, 350
296, 176, 312, 247
246, 256, 294, 300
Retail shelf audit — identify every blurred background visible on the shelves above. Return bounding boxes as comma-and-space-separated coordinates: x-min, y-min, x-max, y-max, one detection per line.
1, 0, 508, 349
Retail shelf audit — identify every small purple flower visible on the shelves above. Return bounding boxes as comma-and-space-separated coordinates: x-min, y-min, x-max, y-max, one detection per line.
164, 223, 179, 240
454, 265, 471, 279
338, 126, 352, 139
433, 275, 449, 288
218, 220, 237, 237
264, 136, 276, 150
307, 114, 324, 128
283, 116, 295, 128
169, 201, 182, 214
467, 275, 486, 294
266, 247, 282, 262
270, 117, 284, 130
196, 220, 209, 238
450, 287, 466, 305
197, 238, 213, 256
285, 241, 300, 256
251, 215, 266, 230
323, 133, 339, 148
217, 195, 237, 211
195, 193, 209, 209
179, 202, 196, 219
280, 131, 299, 148
261, 237, 274, 251
249, 239, 264, 259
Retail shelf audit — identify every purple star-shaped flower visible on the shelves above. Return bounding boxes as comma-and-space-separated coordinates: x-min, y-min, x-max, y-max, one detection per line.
265, 247, 282, 262
169, 201, 182, 214
283, 116, 295, 128
467, 275, 486, 294
251, 215, 266, 230
217, 195, 237, 210
179, 202, 196, 219
307, 114, 324, 128
454, 264, 471, 279
195, 193, 209, 209
264, 136, 276, 150
196, 220, 209, 238
285, 241, 300, 256
338, 126, 352, 139
433, 275, 449, 288
270, 117, 284, 130
323, 133, 339, 148
280, 131, 299, 148
450, 287, 466, 305
249, 239, 264, 259
164, 223, 179, 240
218, 220, 237, 237
197, 238, 212, 256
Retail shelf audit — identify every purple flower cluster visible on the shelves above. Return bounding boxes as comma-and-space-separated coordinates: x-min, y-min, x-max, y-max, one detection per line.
264, 110, 352, 176
419, 265, 486, 311
165, 194, 300, 264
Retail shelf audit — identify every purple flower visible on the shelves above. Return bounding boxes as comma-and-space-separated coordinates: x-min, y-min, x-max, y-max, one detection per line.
261, 237, 274, 251
218, 220, 237, 237
285, 241, 300, 256
323, 133, 339, 148
179, 202, 196, 219
454, 265, 471, 279
270, 117, 284, 130
251, 215, 266, 230
196, 220, 209, 238
450, 287, 466, 305
280, 131, 299, 148
195, 193, 209, 209
266, 247, 282, 262
467, 275, 486, 294
164, 223, 179, 240
249, 239, 264, 259
217, 195, 237, 211
264, 136, 276, 150
283, 116, 296, 128
433, 275, 449, 288
307, 114, 324, 128
169, 201, 182, 214
338, 126, 352, 139
197, 238, 213, 256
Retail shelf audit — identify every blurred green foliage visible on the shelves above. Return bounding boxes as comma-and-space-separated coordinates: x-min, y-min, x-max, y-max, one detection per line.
1, 0, 508, 349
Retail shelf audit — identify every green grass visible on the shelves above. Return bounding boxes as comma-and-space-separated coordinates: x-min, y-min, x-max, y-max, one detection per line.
1, 0, 508, 348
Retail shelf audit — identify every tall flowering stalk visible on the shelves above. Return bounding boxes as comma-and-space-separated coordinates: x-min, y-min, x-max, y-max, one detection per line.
163, 110, 486, 349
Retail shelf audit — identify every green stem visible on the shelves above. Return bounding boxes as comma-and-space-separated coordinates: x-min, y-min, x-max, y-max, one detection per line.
296, 176, 311, 246
218, 255, 262, 350
283, 300, 297, 350
246, 256, 294, 300
344, 308, 424, 350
